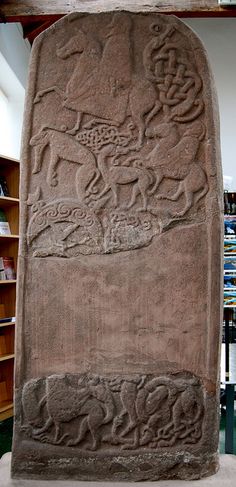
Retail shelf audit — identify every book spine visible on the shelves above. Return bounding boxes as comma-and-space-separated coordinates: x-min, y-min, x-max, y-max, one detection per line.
0, 257, 5, 280
2, 257, 16, 280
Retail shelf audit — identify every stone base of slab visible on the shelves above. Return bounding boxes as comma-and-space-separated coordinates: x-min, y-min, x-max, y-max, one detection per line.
1, 452, 236, 486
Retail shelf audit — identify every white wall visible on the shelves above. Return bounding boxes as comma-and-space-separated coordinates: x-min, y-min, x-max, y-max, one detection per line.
0, 23, 30, 159
0, 23, 30, 89
184, 18, 236, 190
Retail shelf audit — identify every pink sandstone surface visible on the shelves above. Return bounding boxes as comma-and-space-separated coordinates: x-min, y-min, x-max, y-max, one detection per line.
12, 10, 223, 481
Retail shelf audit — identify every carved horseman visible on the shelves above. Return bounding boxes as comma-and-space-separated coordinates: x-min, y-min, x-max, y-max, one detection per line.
34, 13, 161, 147
56, 13, 133, 131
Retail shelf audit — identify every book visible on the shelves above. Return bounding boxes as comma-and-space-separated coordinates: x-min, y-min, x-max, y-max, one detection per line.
0, 257, 16, 280
224, 191, 236, 215
0, 177, 9, 197
0, 317, 15, 324
224, 238, 236, 254
224, 274, 236, 289
224, 256, 236, 273
225, 216, 236, 236
224, 290, 236, 307
0, 209, 11, 235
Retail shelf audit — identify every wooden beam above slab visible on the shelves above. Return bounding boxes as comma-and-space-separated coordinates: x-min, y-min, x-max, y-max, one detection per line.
0, 0, 236, 22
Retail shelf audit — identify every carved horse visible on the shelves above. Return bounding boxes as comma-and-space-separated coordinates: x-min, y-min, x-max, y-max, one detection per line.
145, 121, 208, 216
155, 162, 208, 217
30, 127, 100, 201
34, 15, 162, 149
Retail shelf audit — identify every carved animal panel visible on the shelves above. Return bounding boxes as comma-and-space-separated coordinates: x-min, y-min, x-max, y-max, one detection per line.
20, 373, 204, 451
27, 13, 210, 257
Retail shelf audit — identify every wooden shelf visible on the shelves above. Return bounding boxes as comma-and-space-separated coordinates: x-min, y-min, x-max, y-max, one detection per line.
0, 154, 19, 421
3, 0, 236, 21
0, 400, 13, 414
0, 401, 13, 421
0, 353, 14, 362
0, 154, 19, 166
0, 408, 13, 420
0, 234, 19, 241
0, 400, 13, 421
0, 196, 19, 207
0, 280, 16, 285
0, 321, 15, 329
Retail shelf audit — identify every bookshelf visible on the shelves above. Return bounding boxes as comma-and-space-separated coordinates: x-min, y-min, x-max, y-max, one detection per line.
224, 191, 236, 308
0, 154, 19, 421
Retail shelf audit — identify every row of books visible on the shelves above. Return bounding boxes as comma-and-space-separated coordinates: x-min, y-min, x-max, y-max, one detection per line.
0, 176, 16, 236
224, 233, 236, 307
0, 179, 16, 325
224, 263, 236, 305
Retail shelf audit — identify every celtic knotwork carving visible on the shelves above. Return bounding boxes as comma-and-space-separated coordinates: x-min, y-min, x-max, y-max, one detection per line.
75, 123, 134, 153
143, 22, 204, 124
21, 373, 204, 451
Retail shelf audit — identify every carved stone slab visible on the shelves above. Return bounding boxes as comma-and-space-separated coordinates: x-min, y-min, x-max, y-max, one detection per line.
12, 11, 223, 481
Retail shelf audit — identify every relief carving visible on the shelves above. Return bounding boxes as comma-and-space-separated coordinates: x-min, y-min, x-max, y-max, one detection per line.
28, 14, 209, 256
21, 373, 204, 451
27, 200, 103, 256
34, 14, 160, 148
143, 22, 204, 123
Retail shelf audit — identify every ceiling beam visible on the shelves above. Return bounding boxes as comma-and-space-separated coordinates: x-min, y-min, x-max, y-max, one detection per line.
0, 0, 236, 22
22, 20, 55, 44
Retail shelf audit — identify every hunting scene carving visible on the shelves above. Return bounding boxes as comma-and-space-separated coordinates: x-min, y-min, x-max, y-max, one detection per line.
27, 14, 209, 256
20, 373, 204, 451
